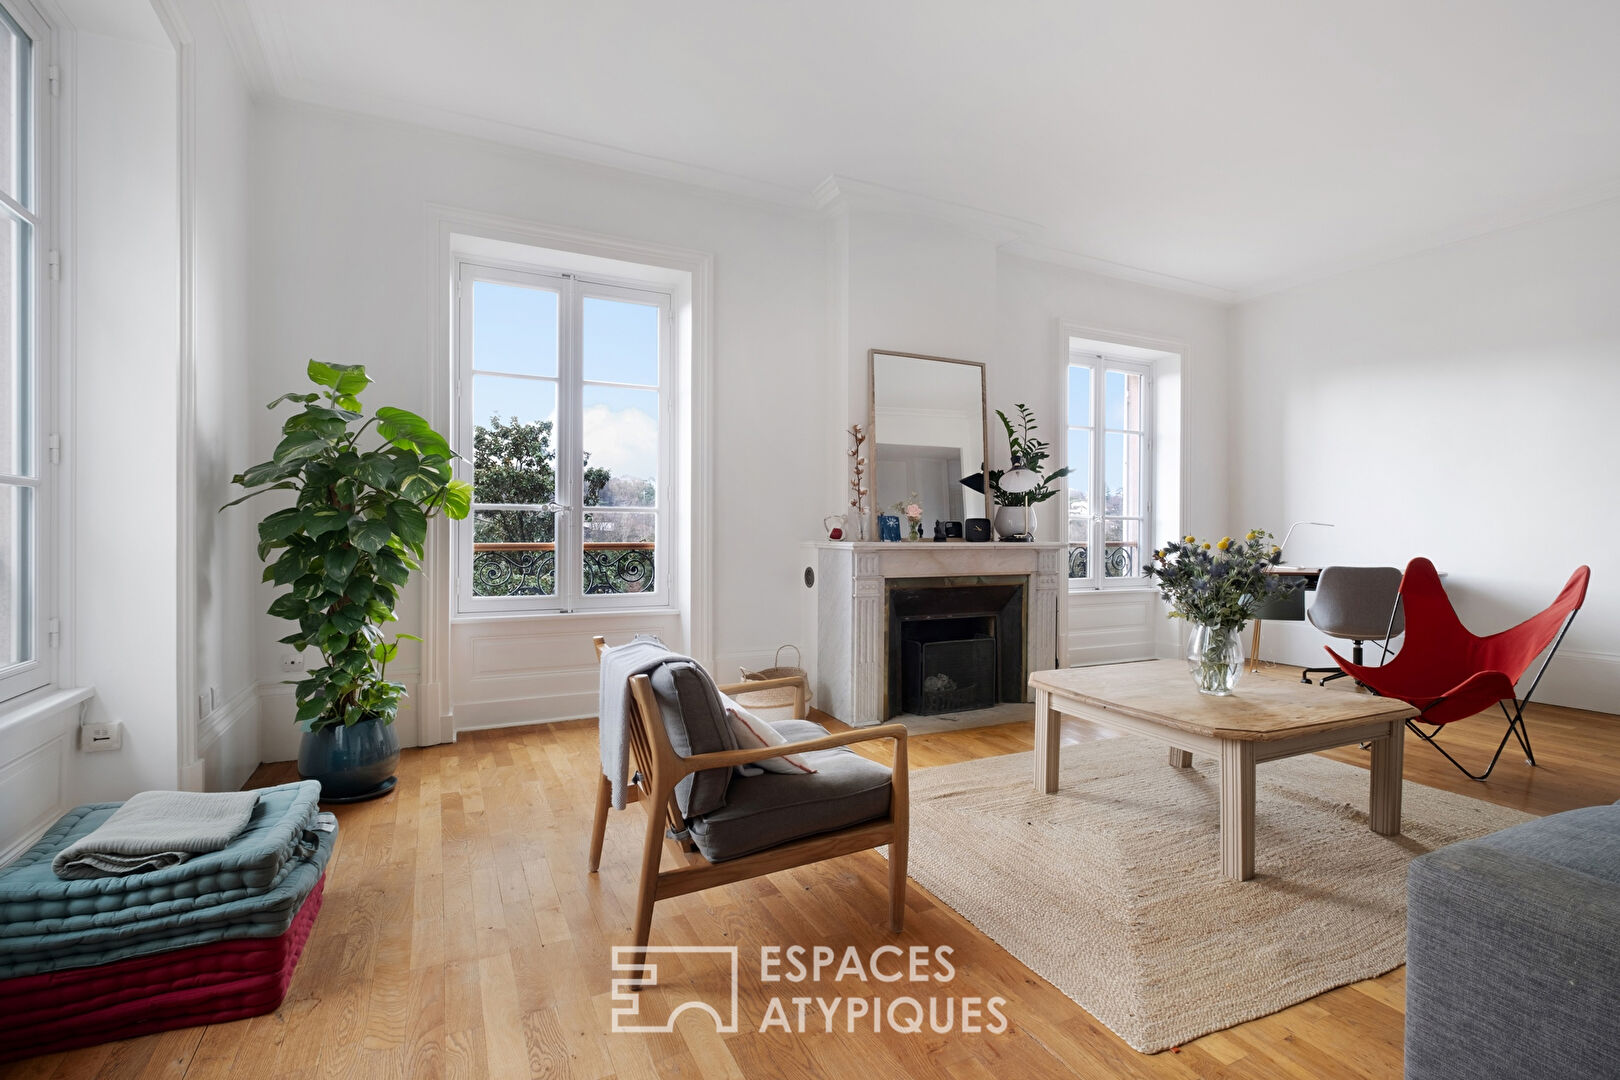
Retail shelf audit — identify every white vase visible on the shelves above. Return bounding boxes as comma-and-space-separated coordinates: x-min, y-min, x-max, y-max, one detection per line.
993, 504, 1035, 541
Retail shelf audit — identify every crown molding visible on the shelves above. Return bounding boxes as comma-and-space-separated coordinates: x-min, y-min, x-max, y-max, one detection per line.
1000, 239, 1238, 303
813, 174, 1040, 246
210, 0, 274, 97
1235, 176, 1620, 302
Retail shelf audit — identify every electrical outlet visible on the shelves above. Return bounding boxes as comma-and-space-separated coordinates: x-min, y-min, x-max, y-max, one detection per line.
79, 722, 123, 753
280, 653, 306, 674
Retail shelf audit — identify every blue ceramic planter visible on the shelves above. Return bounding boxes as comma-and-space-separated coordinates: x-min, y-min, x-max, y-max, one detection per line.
297, 716, 400, 802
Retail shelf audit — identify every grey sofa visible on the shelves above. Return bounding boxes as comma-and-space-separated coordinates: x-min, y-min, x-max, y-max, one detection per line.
1406, 800, 1620, 1080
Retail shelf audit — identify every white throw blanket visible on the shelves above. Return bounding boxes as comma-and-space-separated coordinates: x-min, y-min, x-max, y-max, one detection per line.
52, 789, 261, 879
597, 635, 691, 810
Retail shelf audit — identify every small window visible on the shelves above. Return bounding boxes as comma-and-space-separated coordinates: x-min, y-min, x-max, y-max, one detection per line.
456, 262, 672, 614
0, 0, 48, 701
1067, 355, 1152, 588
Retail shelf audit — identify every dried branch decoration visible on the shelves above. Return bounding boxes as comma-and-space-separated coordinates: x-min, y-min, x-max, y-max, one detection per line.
847, 424, 869, 526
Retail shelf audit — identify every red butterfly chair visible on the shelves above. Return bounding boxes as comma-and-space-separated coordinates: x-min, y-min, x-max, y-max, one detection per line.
1328, 557, 1590, 781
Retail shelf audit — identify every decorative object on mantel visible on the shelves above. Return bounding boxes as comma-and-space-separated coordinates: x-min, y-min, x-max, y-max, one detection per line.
964, 517, 991, 542
822, 513, 846, 541
224, 360, 472, 800
989, 404, 1070, 542
1143, 530, 1296, 696
890, 493, 923, 540
878, 514, 902, 542
846, 424, 870, 540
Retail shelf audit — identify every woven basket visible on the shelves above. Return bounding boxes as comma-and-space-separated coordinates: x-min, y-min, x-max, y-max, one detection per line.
736, 645, 811, 709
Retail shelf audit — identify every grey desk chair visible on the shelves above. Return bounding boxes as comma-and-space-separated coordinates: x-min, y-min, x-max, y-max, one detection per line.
1301, 566, 1405, 686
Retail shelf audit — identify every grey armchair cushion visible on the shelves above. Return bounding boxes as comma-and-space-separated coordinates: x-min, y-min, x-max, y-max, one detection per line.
1405, 801, 1620, 1080
647, 660, 736, 819
687, 719, 892, 863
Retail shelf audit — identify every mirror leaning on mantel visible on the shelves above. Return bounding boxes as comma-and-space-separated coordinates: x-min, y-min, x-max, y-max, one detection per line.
867, 350, 989, 540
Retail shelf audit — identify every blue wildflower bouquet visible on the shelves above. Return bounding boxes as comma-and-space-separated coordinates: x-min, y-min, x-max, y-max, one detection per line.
1142, 529, 1294, 629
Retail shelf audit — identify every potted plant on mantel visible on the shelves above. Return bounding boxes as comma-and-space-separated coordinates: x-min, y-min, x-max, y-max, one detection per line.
989, 403, 1070, 541
224, 361, 471, 801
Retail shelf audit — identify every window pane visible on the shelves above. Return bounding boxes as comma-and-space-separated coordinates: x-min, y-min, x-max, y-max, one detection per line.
1066, 431, 1090, 518
472, 281, 558, 377
471, 509, 555, 597
583, 511, 655, 594
1067, 364, 1092, 426
582, 385, 657, 507
1103, 432, 1145, 517
0, 7, 25, 206
1105, 369, 1144, 431
0, 211, 26, 478
0, 483, 31, 664
472, 376, 557, 503
1067, 516, 1089, 580
1103, 518, 1143, 578
583, 297, 659, 386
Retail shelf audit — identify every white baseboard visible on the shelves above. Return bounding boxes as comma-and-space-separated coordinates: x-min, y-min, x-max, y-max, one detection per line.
257, 676, 420, 764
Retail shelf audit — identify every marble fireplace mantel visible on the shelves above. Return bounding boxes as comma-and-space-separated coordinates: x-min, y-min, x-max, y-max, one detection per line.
811, 540, 1065, 727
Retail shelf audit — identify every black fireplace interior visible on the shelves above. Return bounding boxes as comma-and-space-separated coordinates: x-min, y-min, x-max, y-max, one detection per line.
886, 577, 1026, 717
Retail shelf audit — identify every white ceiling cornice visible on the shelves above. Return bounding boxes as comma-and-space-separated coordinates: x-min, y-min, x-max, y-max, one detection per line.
813, 175, 1040, 247
209, 0, 274, 98
1234, 177, 1620, 303
999, 240, 1238, 304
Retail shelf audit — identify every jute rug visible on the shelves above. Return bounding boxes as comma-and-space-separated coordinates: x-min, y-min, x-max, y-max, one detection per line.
902, 736, 1533, 1053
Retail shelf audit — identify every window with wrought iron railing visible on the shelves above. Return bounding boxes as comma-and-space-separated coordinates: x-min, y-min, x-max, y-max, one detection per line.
1067, 353, 1152, 589
455, 258, 671, 614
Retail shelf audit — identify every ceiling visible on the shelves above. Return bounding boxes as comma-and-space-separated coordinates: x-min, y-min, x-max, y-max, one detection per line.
226, 0, 1620, 298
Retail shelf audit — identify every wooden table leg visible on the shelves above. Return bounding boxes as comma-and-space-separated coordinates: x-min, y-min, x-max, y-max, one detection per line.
1033, 687, 1060, 793
1249, 619, 1263, 673
1369, 720, 1405, 836
1219, 739, 1256, 881
1168, 748, 1193, 769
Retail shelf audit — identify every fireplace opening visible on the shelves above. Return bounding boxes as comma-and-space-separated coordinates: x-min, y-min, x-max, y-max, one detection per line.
886, 576, 1026, 718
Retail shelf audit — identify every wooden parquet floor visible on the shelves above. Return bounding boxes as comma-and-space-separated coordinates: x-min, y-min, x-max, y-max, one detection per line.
7, 665, 1618, 1079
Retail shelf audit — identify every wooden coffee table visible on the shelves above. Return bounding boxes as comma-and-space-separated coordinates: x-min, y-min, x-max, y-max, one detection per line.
1029, 661, 1419, 881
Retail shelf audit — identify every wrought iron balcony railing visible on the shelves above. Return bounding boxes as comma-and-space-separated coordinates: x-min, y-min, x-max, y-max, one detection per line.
472, 542, 655, 597
1069, 542, 1140, 580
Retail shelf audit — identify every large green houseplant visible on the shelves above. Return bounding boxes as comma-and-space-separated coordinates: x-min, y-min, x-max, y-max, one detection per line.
225, 361, 470, 798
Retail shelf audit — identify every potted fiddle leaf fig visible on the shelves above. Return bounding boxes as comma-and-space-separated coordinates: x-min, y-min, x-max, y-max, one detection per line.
224, 360, 471, 801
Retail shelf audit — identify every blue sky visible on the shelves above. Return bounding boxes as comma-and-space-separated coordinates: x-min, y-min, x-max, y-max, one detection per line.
1067, 365, 1139, 498
472, 282, 660, 483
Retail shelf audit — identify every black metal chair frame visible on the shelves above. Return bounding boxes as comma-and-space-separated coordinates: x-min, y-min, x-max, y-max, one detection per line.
1398, 611, 1577, 782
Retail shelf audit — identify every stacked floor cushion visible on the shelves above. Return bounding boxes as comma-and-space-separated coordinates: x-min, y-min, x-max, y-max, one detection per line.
0, 781, 335, 1062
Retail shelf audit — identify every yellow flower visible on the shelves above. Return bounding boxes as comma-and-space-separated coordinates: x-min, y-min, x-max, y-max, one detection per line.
1217, 537, 1232, 551
1246, 530, 1258, 541
1271, 545, 1281, 554
1183, 535, 1196, 544
1202, 542, 1211, 550
1154, 550, 1164, 560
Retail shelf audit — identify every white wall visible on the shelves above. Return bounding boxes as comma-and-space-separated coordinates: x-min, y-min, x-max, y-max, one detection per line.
68, 23, 180, 800
249, 103, 827, 751
180, 0, 259, 790
1231, 198, 1620, 710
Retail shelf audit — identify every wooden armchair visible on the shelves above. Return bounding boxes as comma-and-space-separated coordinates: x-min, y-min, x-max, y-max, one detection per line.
590, 636, 909, 963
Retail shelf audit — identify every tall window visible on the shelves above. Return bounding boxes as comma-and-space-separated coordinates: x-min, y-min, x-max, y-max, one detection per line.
455, 261, 671, 614
0, 0, 46, 700
1067, 354, 1152, 588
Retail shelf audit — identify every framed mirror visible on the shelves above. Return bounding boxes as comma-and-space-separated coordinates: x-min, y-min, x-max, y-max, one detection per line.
867, 350, 989, 539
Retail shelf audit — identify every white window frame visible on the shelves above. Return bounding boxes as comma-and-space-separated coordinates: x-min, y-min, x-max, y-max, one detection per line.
0, 0, 53, 703
453, 257, 676, 616
1066, 352, 1154, 592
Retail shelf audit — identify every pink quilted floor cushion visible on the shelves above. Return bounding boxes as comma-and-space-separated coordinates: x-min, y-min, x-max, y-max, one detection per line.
0, 873, 325, 1063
